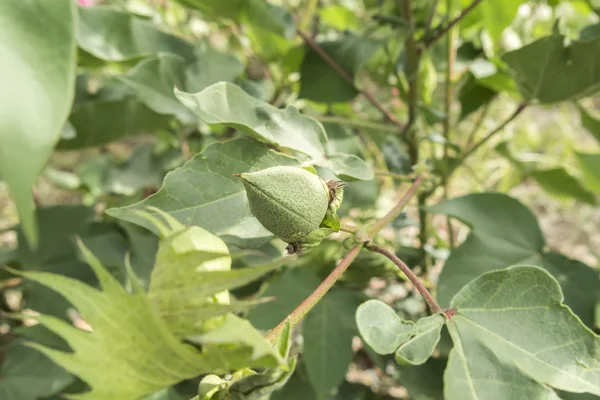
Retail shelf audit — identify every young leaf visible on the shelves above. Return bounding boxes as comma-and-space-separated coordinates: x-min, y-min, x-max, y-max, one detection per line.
446, 266, 600, 399
107, 139, 300, 249
0, 0, 76, 246
14, 241, 284, 399
578, 103, 600, 144
298, 33, 381, 103
429, 193, 600, 327
356, 300, 444, 365
76, 7, 194, 62
303, 289, 359, 400
503, 32, 600, 104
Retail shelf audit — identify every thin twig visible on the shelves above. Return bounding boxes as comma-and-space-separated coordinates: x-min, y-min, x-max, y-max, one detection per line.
264, 175, 425, 344
366, 244, 442, 314
463, 102, 492, 150
400, 0, 420, 139
422, 0, 484, 49
457, 103, 526, 166
296, 29, 406, 131
443, 0, 456, 249
368, 175, 423, 237
265, 244, 363, 345
424, 0, 440, 32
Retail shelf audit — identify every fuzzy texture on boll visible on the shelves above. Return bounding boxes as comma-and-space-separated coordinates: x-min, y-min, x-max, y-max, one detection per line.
240, 166, 329, 243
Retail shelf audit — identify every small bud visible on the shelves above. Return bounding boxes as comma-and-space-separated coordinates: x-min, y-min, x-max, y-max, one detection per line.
240, 166, 330, 244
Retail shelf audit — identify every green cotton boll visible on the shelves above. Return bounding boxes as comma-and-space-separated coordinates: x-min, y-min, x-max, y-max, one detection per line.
240, 166, 330, 244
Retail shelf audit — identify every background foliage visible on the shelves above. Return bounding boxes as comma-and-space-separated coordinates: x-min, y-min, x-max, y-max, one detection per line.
2, 0, 600, 399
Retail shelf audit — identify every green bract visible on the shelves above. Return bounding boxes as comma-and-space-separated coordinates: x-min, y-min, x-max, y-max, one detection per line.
240, 166, 343, 253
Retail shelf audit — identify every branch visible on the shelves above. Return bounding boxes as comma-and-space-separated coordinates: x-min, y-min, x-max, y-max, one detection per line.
264, 175, 424, 344
314, 115, 402, 134
265, 244, 363, 345
367, 174, 423, 237
400, 0, 420, 138
366, 244, 442, 314
456, 103, 526, 167
296, 29, 406, 131
422, 0, 484, 49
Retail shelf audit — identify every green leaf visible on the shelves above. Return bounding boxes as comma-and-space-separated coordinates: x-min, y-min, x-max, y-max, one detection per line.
395, 314, 445, 366
319, 5, 361, 31
429, 193, 600, 326
175, 0, 294, 38
119, 49, 244, 122
458, 72, 496, 121
174, 82, 373, 180
303, 289, 359, 400
479, 0, 520, 43
249, 268, 321, 330
356, 300, 444, 365
446, 266, 600, 399
146, 216, 283, 337
104, 145, 164, 196
397, 358, 445, 400
16, 241, 283, 399
175, 82, 328, 158
0, 342, 73, 400
495, 141, 595, 204
298, 33, 381, 103
356, 299, 415, 355
76, 7, 194, 62
270, 362, 317, 400
503, 33, 600, 103
530, 168, 596, 204
0, 0, 76, 246
575, 152, 600, 193
107, 139, 300, 249
578, 103, 600, 144
58, 98, 171, 150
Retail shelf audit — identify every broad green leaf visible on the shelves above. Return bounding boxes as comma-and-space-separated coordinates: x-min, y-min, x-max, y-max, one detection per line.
0, 0, 76, 246
530, 168, 596, 204
107, 139, 299, 249
174, 82, 373, 179
319, 5, 361, 31
495, 141, 595, 204
397, 358, 446, 400
480, 0, 520, 43
175, 0, 294, 38
119, 49, 244, 122
175, 82, 328, 159
271, 362, 317, 400
458, 72, 496, 121
76, 7, 194, 62
0, 342, 73, 400
328, 153, 375, 181
58, 98, 171, 150
143, 211, 283, 337
249, 268, 321, 330
503, 33, 600, 103
16, 242, 283, 399
430, 193, 600, 326
303, 289, 360, 400
446, 266, 600, 399
575, 152, 600, 193
298, 33, 381, 103
578, 103, 600, 144
356, 299, 415, 355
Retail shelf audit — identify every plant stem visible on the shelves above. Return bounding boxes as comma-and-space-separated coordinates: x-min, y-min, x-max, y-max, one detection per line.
424, 0, 440, 32
367, 174, 423, 237
400, 0, 420, 139
463, 102, 491, 150
443, 0, 456, 248
264, 244, 363, 345
374, 170, 413, 181
296, 29, 406, 131
456, 103, 526, 167
314, 115, 402, 134
422, 0, 484, 49
265, 175, 424, 344
340, 224, 357, 234
366, 244, 442, 314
